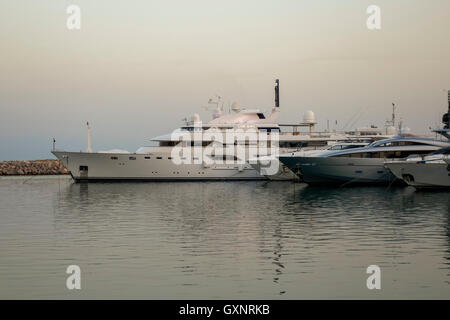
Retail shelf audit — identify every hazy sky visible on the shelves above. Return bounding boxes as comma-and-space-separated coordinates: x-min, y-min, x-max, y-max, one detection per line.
1, 0, 449, 160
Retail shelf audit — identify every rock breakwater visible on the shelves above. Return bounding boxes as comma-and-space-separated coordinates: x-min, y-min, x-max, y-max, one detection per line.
0, 160, 69, 176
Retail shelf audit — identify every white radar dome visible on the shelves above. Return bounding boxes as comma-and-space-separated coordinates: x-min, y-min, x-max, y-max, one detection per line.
192, 113, 201, 123
303, 110, 315, 123
231, 102, 240, 112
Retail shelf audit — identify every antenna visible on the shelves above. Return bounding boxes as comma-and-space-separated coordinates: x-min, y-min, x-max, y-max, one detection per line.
52, 138, 56, 151
391, 103, 396, 127
448, 90, 450, 110
274, 79, 280, 108
87, 122, 92, 153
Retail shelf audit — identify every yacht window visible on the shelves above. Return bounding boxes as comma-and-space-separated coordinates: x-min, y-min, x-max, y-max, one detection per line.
344, 150, 436, 159
279, 142, 309, 148
129, 156, 136, 160
334, 152, 367, 158
307, 141, 328, 147
344, 144, 366, 149
156, 156, 162, 159
378, 151, 395, 158
334, 150, 434, 159
259, 127, 280, 133
111, 156, 118, 160
189, 141, 211, 147
159, 141, 179, 147
350, 152, 364, 158
375, 141, 430, 147
145, 156, 151, 159
362, 152, 384, 158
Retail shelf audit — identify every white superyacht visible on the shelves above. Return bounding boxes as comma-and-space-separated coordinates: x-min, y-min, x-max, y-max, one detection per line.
52, 80, 350, 182
53, 108, 278, 181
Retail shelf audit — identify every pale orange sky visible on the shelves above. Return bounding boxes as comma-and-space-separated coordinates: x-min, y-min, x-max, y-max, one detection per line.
0, 0, 449, 160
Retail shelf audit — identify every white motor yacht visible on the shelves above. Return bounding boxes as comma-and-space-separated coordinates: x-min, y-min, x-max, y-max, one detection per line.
250, 141, 369, 180
385, 147, 450, 188
279, 136, 450, 185
384, 91, 450, 188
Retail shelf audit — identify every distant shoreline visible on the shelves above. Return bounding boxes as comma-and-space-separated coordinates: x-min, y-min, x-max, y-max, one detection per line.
0, 160, 69, 176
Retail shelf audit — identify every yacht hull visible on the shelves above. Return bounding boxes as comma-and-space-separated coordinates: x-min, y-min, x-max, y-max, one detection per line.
385, 161, 450, 188
53, 151, 267, 182
248, 160, 300, 181
279, 156, 396, 185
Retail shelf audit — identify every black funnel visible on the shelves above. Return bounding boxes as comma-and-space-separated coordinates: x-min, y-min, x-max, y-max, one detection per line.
274, 79, 279, 108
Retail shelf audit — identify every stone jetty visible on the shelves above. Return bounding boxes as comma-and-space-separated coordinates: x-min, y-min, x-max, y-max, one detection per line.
0, 160, 69, 176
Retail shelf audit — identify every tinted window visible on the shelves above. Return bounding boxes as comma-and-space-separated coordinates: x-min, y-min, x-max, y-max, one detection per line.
344, 145, 366, 149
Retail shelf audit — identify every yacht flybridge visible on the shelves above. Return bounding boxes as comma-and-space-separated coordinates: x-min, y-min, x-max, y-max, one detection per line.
52, 80, 395, 182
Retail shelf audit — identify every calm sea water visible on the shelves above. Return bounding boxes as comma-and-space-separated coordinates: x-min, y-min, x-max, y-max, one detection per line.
0, 175, 449, 299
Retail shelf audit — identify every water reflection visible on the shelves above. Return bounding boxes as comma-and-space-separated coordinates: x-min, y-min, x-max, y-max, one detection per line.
0, 177, 449, 298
